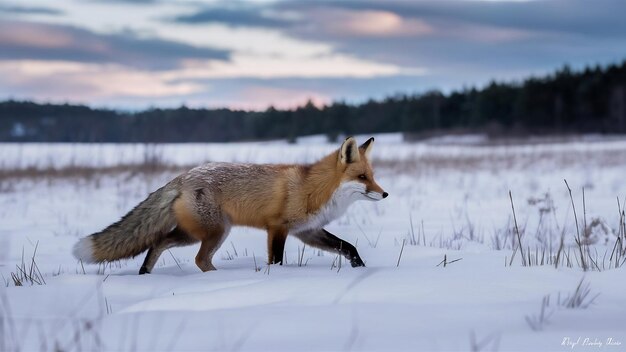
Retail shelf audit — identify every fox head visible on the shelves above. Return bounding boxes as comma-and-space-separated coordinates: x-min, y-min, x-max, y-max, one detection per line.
336, 136, 388, 201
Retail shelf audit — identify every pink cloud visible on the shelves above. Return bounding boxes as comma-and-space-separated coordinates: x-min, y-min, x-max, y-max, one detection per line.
233, 86, 331, 111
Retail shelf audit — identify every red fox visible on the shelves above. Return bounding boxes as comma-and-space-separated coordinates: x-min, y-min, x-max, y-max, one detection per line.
73, 137, 387, 274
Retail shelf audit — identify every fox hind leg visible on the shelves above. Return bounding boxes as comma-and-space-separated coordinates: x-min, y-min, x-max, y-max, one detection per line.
172, 193, 233, 272
139, 227, 197, 274
139, 248, 157, 275
195, 223, 231, 272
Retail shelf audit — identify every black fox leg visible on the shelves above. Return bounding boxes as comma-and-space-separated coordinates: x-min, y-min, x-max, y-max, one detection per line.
268, 227, 288, 265
139, 247, 156, 274
271, 236, 286, 264
293, 229, 365, 267
139, 227, 196, 274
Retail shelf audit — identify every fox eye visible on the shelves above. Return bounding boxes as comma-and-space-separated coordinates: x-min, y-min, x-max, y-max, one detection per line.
358, 174, 367, 180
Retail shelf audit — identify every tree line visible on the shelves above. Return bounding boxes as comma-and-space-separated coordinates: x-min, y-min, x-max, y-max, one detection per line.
1, 60, 626, 143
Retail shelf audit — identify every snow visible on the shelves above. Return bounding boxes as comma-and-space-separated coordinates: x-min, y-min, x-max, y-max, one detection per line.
1, 137, 625, 351
422, 133, 488, 145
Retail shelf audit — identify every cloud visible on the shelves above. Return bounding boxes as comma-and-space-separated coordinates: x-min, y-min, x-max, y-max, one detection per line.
0, 20, 230, 69
173, 6, 293, 28
2, 0, 625, 110
0, 60, 203, 101
298, 8, 433, 38
171, 52, 410, 80
265, 0, 626, 77
0, 3, 62, 15
171, 0, 626, 75
92, 0, 158, 4
201, 76, 437, 106
232, 85, 331, 111
314, 0, 626, 39
0, 51, 413, 109
169, 0, 626, 42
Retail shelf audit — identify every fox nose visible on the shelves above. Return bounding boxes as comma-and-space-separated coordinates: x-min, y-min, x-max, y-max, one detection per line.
382, 192, 388, 198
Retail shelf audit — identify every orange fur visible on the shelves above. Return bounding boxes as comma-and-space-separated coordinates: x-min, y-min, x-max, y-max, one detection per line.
173, 197, 206, 240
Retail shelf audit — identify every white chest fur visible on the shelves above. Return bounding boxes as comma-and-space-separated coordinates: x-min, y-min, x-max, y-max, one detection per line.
293, 181, 366, 233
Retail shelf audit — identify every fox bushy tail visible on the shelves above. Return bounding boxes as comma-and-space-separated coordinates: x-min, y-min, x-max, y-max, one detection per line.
73, 183, 180, 263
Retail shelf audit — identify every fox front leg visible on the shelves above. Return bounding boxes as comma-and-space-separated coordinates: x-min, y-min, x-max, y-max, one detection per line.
293, 228, 365, 267
267, 226, 288, 264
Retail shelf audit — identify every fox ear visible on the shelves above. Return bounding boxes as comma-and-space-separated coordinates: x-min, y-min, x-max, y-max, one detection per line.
339, 137, 360, 165
359, 137, 374, 159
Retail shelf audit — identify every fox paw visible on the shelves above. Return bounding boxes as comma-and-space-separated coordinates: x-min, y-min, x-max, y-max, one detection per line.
350, 257, 366, 267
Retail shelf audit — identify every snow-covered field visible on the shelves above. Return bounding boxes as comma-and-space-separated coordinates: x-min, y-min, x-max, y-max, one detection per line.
1, 134, 625, 351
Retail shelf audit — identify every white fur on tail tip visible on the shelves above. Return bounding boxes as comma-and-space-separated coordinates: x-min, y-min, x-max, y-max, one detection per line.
72, 237, 96, 263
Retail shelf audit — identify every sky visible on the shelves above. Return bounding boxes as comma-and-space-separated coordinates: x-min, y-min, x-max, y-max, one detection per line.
1, 0, 625, 111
